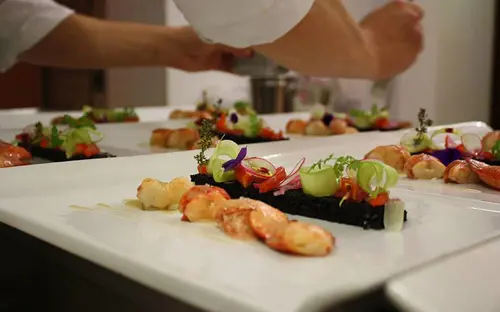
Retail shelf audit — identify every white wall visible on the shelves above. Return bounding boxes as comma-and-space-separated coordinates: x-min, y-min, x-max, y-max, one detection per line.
165, 0, 249, 107
106, 0, 168, 107
391, 0, 494, 124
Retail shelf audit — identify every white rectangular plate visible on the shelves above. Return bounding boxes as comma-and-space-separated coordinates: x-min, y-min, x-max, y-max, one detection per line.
0, 107, 176, 129
1, 148, 500, 312
387, 237, 500, 312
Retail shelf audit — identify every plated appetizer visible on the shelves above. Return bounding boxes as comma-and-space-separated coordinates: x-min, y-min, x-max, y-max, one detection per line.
207, 108, 288, 145
398, 108, 500, 167
186, 128, 407, 230
363, 110, 500, 191
15, 116, 115, 162
169, 92, 229, 120
52, 106, 139, 124
149, 123, 219, 151
154, 102, 288, 149
0, 140, 31, 168
286, 104, 359, 136
136, 178, 335, 257
347, 104, 411, 132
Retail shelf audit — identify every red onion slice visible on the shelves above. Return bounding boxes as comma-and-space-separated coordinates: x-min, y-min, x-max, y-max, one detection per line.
279, 158, 306, 186
445, 135, 457, 149
240, 157, 277, 179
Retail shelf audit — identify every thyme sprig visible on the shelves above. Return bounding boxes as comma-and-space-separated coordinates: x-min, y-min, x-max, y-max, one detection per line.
333, 156, 360, 177
308, 153, 360, 177
194, 118, 215, 166
413, 108, 433, 145
308, 153, 335, 172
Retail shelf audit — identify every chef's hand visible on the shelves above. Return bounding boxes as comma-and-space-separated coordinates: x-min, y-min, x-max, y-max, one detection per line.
360, 0, 424, 79
169, 26, 253, 73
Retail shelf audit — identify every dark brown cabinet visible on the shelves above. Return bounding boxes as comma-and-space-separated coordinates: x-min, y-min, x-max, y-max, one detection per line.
0, 0, 106, 110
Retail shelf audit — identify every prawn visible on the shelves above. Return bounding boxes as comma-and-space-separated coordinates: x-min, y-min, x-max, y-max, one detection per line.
482, 131, 500, 152
466, 159, 500, 190
404, 154, 446, 179
364, 145, 410, 173
444, 160, 480, 185
137, 177, 193, 210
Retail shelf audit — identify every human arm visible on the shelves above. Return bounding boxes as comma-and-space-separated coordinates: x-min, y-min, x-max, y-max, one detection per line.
172, 0, 423, 79
1, 0, 250, 72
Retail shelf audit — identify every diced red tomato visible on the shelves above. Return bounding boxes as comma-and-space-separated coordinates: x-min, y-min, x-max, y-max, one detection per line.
336, 177, 368, 203
255, 166, 286, 193
74, 144, 86, 155
215, 114, 227, 131
39, 137, 49, 148
84, 144, 100, 157
374, 118, 390, 129
259, 128, 284, 140
368, 193, 389, 207
197, 165, 208, 174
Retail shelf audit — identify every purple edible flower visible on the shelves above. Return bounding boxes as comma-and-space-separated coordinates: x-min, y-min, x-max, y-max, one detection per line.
222, 147, 247, 171
321, 113, 334, 126
429, 148, 462, 166
230, 113, 239, 124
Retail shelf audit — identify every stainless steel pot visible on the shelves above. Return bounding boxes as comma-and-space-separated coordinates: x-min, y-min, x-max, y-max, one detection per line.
250, 76, 298, 114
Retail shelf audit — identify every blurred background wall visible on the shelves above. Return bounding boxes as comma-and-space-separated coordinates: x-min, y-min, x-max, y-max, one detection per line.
0, 0, 496, 126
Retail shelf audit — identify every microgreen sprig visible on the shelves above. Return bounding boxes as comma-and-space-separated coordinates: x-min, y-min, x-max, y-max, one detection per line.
413, 108, 433, 146
194, 118, 215, 166
492, 140, 500, 160
308, 153, 335, 172
333, 156, 360, 178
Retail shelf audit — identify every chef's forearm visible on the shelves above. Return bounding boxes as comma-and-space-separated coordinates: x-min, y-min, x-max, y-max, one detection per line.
19, 14, 179, 68
254, 0, 377, 78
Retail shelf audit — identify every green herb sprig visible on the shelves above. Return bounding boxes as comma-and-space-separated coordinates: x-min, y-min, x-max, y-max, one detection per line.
308, 153, 335, 172
333, 156, 360, 178
50, 125, 63, 148
62, 115, 96, 129
194, 118, 215, 166
492, 140, 500, 160
413, 108, 433, 145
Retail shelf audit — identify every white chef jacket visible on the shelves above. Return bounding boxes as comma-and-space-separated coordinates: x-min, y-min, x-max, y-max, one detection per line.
0, 0, 314, 72
0, 0, 74, 72
172, 0, 314, 48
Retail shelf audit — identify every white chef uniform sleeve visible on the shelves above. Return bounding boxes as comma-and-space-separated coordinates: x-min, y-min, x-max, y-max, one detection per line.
171, 0, 315, 48
0, 0, 74, 72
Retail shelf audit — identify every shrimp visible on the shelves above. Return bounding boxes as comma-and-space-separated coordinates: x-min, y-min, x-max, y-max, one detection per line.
137, 177, 193, 210
345, 127, 359, 134
166, 128, 200, 150
213, 198, 282, 240
466, 159, 500, 190
214, 198, 334, 256
364, 145, 411, 173
482, 131, 500, 152
404, 154, 446, 179
178, 185, 230, 222
0, 141, 31, 168
149, 128, 172, 147
286, 119, 307, 134
329, 119, 347, 135
304, 120, 330, 136
444, 160, 480, 185
169, 109, 188, 119
265, 222, 335, 257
